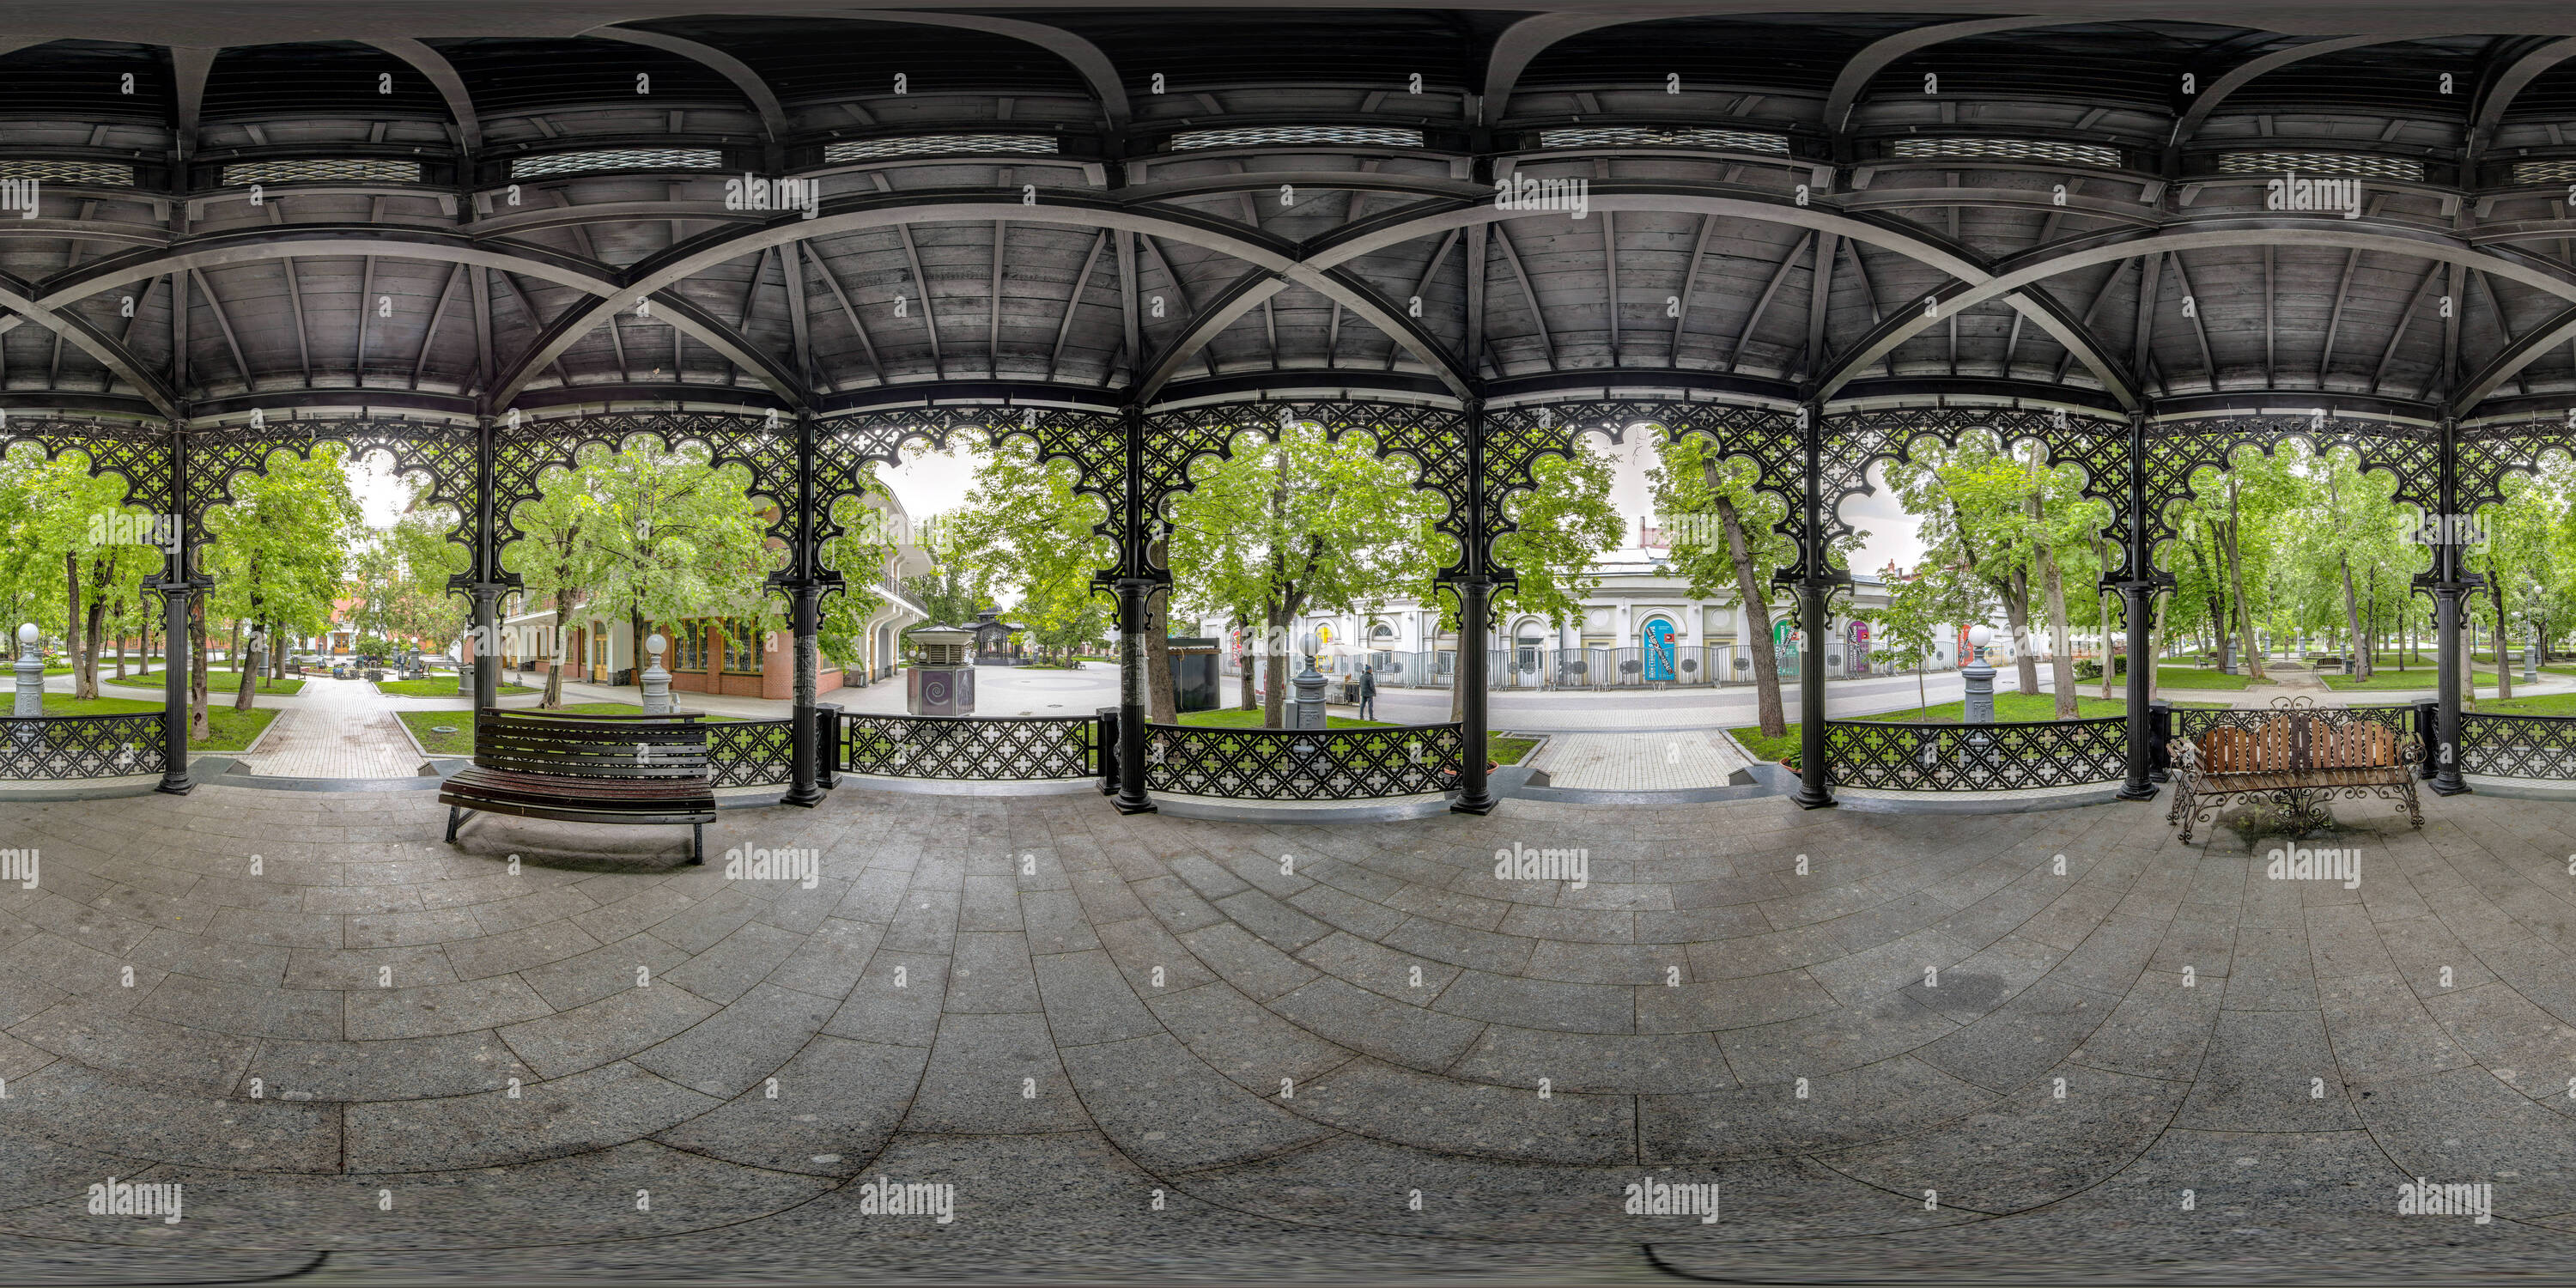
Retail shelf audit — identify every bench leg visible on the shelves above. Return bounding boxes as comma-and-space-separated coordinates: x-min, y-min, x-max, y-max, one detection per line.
690, 823, 704, 866
445, 805, 463, 845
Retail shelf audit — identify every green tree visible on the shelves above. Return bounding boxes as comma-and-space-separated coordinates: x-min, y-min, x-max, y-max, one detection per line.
204, 447, 359, 726
1649, 434, 1809, 738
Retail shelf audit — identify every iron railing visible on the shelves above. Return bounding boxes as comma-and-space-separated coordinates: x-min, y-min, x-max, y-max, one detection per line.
2458, 711, 2576, 780
2161, 702, 2427, 778
705, 718, 794, 789
0, 714, 167, 780
1824, 716, 2126, 792
1135, 720, 1465, 800
841, 711, 1095, 781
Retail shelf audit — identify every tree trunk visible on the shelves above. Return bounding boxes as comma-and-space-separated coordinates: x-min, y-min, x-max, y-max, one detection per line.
2027, 450, 2076, 717
1145, 589, 1176, 726
543, 594, 574, 708
2002, 568, 2039, 696
1263, 605, 1288, 729
1712, 487, 1784, 738
189, 598, 210, 740
2491, 576, 2511, 702
1236, 618, 1255, 710
64, 550, 87, 699
112, 598, 126, 679
2222, 477, 2263, 679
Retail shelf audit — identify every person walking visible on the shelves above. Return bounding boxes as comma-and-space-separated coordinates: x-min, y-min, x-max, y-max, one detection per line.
1358, 664, 1377, 720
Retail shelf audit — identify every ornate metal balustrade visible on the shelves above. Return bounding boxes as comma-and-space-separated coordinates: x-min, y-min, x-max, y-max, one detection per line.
2458, 712, 2576, 781
1140, 721, 1465, 800
1824, 717, 2127, 792
706, 719, 795, 789
0, 714, 168, 781
841, 713, 1097, 781
2163, 703, 2424, 776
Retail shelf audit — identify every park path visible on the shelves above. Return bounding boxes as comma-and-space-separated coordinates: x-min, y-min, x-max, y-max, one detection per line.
1527, 729, 1752, 789
236, 672, 425, 778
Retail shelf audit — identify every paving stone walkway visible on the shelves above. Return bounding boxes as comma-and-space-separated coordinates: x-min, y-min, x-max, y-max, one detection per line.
0, 782, 2573, 1279
235, 674, 427, 779
1528, 731, 1753, 790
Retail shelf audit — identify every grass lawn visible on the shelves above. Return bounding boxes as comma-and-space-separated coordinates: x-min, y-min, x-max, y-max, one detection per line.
107, 669, 303, 696
2322, 669, 2496, 691
399, 702, 744, 756
1176, 706, 1537, 766
375, 677, 535, 698
2470, 693, 2576, 716
25, 693, 279, 753
2155, 666, 2257, 690
1729, 692, 2230, 767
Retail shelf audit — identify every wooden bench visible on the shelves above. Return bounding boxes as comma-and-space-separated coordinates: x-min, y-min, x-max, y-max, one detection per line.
2167, 698, 2421, 841
440, 708, 716, 864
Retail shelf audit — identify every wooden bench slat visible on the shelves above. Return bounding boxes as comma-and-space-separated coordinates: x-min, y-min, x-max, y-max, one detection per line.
445, 711, 720, 863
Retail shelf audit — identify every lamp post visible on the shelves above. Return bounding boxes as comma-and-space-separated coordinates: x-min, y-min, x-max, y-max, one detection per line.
14, 623, 43, 719
1960, 623, 1996, 724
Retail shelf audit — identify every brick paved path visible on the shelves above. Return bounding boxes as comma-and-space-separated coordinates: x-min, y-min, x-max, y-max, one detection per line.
234, 673, 426, 779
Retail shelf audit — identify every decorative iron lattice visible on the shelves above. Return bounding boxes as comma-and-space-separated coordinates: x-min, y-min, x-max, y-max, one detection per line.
1537, 126, 1789, 154
2216, 151, 2425, 181
2458, 712, 2576, 780
2141, 415, 2438, 580
1824, 716, 2127, 791
181, 419, 480, 570
815, 405, 1127, 586
842, 713, 1095, 780
2510, 158, 2576, 186
1168, 126, 1424, 150
0, 714, 167, 780
706, 718, 793, 788
495, 410, 799, 590
218, 157, 423, 185
0, 159, 135, 186
1889, 137, 2121, 167
823, 135, 1059, 161
1142, 400, 1475, 577
2456, 415, 2576, 518
508, 148, 723, 179
1822, 405, 2131, 581
0, 417, 171, 516
1142, 721, 1464, 800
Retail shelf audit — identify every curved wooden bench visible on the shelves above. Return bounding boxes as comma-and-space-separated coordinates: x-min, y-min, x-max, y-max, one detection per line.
440, 708, 716, 864
2167, 702, 2421, 841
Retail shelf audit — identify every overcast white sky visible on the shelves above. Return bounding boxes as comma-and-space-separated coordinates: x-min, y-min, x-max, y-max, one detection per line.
346, 437, 1926, 586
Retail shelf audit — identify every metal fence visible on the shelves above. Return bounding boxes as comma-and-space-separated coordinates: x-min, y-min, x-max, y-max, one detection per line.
1130, 720, 1466, 800
705, 718, 795, 789
1823, 716, 2127, 792
0, 714, 167, 781
2459, 711, 2576, 781
2164, 702, 2426, 776
1212, 643, 1915, 692
841, 711, 1096, 781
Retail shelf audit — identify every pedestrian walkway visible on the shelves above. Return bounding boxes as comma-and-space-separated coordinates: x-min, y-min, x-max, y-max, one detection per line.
235, 672, 424, 778
1524, 728, 1752, 789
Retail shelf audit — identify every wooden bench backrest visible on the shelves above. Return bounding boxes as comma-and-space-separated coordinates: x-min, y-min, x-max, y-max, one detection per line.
474, 708, 711, 780
2195, 714, 2397, 773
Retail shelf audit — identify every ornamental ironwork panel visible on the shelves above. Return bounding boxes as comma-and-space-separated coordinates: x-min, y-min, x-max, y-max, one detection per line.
1141, 721, 1464, 800
2458, 711, 2576, 780
1143, 400, 1475, 578
1823, 406, 2132, 582
842, 713, 1096, 780
0, 714, 167, 781
183, 418, 482, 580
494, 410, 799, 590
1625, 400, 1807, 572
2142, 414, 2437, 579
1475, 403, 1625, 588
705, 718, 793, 788
1824, 716, 2126, 791
2458, 414, 2576, 517
0, 417, 171, 517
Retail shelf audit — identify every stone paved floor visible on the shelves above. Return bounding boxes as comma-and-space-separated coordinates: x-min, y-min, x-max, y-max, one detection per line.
1529, 731, 1752, 790
235, 674, 426, 779
5, 784, 2576, 1280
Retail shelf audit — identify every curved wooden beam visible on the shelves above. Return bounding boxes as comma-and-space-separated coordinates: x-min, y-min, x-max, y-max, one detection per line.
2469, 36, 2576, 161
1479, 13, 1638, 125
843, 12, 1132, 128
2169, 35, 2385, 149
583, 26, 790, 149
1825, 15, 2069, 137
359, 37, 483, 154
0, 269, 177, 415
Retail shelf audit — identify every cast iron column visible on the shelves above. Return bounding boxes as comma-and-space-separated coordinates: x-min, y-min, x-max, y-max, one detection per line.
1791, 400, 1834, 809
470, 415, 501, 714
2428, 416, 2472, 796
1112, 404, 1156, 814
782, 411, 826, 808
2117, 409, 2159, 800
155, 419, 199, 794
1453, 398, 1496, 814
